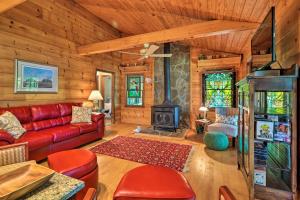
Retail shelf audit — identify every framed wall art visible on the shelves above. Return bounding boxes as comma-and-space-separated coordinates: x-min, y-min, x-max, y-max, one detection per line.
15, 60, 58, 93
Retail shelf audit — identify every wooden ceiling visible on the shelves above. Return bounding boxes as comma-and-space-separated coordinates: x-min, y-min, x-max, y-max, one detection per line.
75, 0, 275, 54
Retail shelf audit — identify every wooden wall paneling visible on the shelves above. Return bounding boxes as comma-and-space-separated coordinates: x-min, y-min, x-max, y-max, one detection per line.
119, 56, 154, 125
0, 0, 121, 109
197, 56, 241, 67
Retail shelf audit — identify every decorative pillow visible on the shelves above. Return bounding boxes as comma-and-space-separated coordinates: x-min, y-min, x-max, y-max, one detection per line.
0, 111, 26, 139
71, 106, 92, 124
216, 114, 238, 126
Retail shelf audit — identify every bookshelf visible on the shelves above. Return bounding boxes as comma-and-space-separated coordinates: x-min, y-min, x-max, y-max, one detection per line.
236, 65, 298, 200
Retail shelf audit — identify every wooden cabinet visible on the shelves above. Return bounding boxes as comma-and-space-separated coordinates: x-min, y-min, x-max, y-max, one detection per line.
236, 65, 298, 200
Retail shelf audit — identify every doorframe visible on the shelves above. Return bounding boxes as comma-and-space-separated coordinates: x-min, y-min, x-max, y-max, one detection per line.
96, 69, 115, 124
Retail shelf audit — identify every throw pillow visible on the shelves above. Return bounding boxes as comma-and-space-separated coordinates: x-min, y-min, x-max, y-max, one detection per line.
71, 106, 92, 124
0, 111, 26, 139
216, 114, 238, 126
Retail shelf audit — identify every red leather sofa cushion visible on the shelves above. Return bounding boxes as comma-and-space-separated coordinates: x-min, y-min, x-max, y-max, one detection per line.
58, 103, 74, 117
0, 106, 33, 131
113, 165, 196, 200
31, 104, 61, 122
71, 122, 97, 134
48, 149, 97, 179
16, 131, 53, 151
46, 125, 80, 143
33, 118, 65, 131
61, 116, 72, 125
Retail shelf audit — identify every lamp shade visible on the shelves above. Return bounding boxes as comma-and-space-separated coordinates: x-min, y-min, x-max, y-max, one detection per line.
199, 106, 208, 112
88, 90, 103, 101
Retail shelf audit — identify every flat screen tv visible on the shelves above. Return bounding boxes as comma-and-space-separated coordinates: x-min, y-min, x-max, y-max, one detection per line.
251, 7, 276, 70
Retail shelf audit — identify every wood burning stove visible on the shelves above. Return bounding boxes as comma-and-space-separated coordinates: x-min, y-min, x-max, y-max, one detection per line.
152, 43, 180, 131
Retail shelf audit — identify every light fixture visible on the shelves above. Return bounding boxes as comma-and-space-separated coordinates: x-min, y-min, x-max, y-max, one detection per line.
88, 90, 103, 112
199, 106, 209, 120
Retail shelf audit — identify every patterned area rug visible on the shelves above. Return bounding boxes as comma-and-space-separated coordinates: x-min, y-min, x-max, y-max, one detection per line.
90, 136, 194, 172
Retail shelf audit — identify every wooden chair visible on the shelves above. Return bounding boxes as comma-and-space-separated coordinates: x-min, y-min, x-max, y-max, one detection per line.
219, 186, 237, 200
83, 188, 97, 200
0, 142, 29, 166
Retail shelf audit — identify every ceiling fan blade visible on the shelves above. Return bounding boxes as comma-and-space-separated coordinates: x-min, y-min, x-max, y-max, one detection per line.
150, 54, 172, 57
119, 51, 142, 56
145, 45, 159, 55
137, 56, 145, 61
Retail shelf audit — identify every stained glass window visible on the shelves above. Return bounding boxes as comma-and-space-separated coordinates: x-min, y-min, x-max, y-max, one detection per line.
203, 72, 235, 108
126, 75, 144, 106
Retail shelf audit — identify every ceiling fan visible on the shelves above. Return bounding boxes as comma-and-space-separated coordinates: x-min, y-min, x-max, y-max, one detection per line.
119, 43, 172, 60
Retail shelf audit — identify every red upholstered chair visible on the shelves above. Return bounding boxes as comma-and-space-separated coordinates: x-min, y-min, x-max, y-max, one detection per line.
113, 165, 196, 200
219, 186, 237, 200
48, 149, 98, 200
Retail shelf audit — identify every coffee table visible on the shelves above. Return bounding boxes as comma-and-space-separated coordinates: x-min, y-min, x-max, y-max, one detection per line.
0, 161, 84, 200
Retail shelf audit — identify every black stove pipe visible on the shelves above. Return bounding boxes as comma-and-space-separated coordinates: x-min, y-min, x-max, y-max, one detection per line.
163, 43, 171, 105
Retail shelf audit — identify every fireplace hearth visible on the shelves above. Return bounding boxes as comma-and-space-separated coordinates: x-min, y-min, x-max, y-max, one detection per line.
151, 43, 180, 131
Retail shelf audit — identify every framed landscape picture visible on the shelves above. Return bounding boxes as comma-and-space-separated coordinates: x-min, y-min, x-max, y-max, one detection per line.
15, 60, 58, 93
256, 120, 274, 141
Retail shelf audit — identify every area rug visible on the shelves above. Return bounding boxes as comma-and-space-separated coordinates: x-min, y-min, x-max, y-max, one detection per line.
90, 136, 194, 172
135, 127, 188, 138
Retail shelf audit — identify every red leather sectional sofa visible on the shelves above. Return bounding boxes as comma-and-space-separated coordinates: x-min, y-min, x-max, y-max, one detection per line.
0, 103, 104, 161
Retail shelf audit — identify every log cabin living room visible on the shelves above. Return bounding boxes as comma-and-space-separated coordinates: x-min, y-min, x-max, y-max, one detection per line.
0, 0, 299, 200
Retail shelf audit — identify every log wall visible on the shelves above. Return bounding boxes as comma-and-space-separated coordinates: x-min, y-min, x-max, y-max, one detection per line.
0, 0, 121, 122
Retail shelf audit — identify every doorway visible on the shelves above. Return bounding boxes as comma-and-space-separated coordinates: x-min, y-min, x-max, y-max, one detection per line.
96, 70, 114, 126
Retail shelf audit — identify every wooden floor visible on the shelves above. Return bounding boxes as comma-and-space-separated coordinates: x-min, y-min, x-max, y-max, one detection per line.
89, 123, 249, 200
44, 123, 249, 200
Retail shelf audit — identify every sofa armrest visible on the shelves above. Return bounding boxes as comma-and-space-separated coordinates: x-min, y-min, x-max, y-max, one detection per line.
92, 113, 104, 122
92, 113, 105, 138
0, 130, 15, 145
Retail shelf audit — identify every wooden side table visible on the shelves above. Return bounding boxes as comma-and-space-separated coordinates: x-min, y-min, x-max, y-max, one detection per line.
195, 119, 211, 134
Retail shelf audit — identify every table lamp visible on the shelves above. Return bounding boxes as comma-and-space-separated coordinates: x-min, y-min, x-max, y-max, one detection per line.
199, 106, 209, 120
88, 90, 103, 111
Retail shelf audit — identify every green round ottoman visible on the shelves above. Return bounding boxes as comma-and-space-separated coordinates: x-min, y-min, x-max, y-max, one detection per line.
204, 132, 229, 151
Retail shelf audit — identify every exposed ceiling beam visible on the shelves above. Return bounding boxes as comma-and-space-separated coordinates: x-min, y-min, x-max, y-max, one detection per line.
0, 0, 26, 13
78, 20, 259, 56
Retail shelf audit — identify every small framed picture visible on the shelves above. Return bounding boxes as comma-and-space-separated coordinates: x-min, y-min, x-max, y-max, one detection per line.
254, 168, 266, 186
274, 122, 291, 143
256, 121, 274, 141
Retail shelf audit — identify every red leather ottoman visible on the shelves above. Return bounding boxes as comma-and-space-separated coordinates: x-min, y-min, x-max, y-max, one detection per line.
48, 149, 98, 200
113, 165, 196, 200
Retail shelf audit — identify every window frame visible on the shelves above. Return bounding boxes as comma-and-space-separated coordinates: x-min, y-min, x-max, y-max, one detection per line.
202, 70, 236, 108
125, 74, 144, 107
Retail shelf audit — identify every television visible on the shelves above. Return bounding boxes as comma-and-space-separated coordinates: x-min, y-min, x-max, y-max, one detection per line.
251, 7, 276, 70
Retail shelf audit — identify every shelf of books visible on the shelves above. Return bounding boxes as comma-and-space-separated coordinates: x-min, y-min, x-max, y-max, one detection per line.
236, 65, 298, 200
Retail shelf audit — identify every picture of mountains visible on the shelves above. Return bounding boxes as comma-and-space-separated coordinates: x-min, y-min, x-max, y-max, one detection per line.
23, 66, 53, 89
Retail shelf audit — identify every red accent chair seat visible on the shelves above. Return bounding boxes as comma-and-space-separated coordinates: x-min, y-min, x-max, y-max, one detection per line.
48, 149, 98, 200
113, 165, 196, 200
